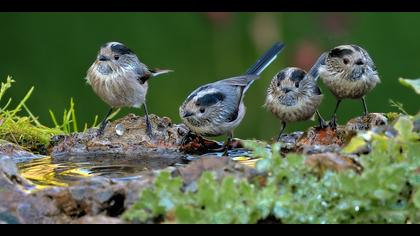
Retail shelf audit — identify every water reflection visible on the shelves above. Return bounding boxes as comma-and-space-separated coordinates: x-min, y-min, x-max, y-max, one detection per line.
17, 148, 259, 190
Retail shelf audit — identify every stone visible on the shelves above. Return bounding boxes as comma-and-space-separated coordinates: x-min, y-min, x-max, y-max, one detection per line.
0, 211, 20, 224
0, 140, 38, 162
278, 131, 304, 151
172, 157, 259, 186
50, 114, 189, 162
0, 156, 33, 188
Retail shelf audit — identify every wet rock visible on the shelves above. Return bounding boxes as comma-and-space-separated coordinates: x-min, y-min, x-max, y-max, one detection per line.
172, 157, 258, 186
278, 131, 304, 151
179, 132, 222, 154
51, 114, 188, 163
11, 174, 156, 223
0, 156, 33, 188
295, 127, 353, 155
305, 152, 363, 174
0, 178, 21, 223
32, 175, 154, 218
345, 113, 388, 132
0, 211, 20, 224
301, 144, 342, 155
295, 114, 387, 155
0, 140, 38, 162
0, 152, 158, 224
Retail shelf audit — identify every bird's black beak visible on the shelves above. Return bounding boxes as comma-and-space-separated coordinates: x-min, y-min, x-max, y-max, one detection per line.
98, 55, 109, 61
355, 59, 365, 66
282, 88, 292, 94
183, 111, 194, 118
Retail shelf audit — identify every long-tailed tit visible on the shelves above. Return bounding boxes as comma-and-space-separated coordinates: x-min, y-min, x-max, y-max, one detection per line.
86, 42, 172, 137
318, 44, 380, 127
265, 53, 327, 141
179, 42, 285, 155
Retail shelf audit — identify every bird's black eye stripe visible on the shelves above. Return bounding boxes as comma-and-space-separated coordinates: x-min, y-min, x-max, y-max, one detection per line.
186, 85, 210, 103
329, 48, 354, 58
195, 92, 225, 107
276, 71, 286, 82
290, 69, 306, 83
110, 44, 133, 55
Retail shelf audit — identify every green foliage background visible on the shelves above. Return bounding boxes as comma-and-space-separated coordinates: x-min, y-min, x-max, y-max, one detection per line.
0, 13, 419, 140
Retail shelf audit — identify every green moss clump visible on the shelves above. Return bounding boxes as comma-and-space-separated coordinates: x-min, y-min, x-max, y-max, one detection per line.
0, 77, 63, 151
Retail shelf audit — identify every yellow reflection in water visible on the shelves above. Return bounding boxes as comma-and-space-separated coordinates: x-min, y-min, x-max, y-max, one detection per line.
232, 156, 261, 168
17, 156, 94, 190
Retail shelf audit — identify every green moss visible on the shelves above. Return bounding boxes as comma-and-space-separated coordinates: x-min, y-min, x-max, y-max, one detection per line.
0, 77, 63, 151
385, 112, 402, 123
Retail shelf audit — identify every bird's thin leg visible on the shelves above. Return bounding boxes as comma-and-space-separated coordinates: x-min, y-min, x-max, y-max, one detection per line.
222, 131, 233, 156
143, 102, 154, 138
97, 107, 114, 136
276, 122, 287, 142
316, 110, 327, 128
330, 99, 342, 128
361, 97, 369, 116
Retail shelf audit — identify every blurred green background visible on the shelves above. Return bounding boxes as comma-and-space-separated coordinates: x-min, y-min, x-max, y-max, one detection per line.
0, 13, 419, 140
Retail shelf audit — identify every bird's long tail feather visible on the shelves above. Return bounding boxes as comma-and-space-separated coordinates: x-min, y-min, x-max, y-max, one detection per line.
244, 42, 285, 92
307, 52, 327, 81
150, 69, 173, 77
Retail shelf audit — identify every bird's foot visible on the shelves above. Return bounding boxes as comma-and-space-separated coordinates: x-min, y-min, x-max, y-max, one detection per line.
317, 119, 329, 129
329, 116, 338, 129
222, 148, 229, 157
96, 130, 104, 137
96, 123, 107, 137
146, 124, 155, 139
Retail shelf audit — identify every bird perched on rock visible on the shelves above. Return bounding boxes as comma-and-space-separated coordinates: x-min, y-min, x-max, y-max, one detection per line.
86, 42, 172, 137
179, 42, 285, 155
264, 53, 327, 141
318, 44, 380, 128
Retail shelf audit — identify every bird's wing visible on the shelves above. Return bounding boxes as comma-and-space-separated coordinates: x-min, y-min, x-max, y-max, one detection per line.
215, 75, 260, 87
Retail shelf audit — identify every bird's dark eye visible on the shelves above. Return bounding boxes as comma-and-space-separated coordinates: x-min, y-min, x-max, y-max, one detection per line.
343, 58, 349, 65
277, 82, 281, 87
114, 55, 120, 60
199, 108, 205, 113
295, 82, 300, 88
